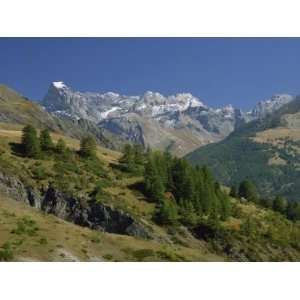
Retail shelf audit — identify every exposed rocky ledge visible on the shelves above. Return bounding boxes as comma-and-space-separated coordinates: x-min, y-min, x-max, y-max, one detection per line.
0, 172, 151, 239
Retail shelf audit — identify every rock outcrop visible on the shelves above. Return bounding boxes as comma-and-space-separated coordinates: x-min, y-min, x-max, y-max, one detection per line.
42, 187, 151, 238
0, 173, 151, 239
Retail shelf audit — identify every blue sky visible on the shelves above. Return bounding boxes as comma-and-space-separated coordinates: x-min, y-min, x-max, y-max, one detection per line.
1, 38, 300, 110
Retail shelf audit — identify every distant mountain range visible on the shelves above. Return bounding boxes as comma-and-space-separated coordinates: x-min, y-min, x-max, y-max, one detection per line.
41, 81, 294, 156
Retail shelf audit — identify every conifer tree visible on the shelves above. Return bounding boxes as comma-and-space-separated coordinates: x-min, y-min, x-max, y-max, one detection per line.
199, 167, 218, 215
133, 144, 145, 165
40, 128, 54, 152
56, 138, 67, 154
163, 151, 174, 191
120, 144, 133, 163
229, 186, 238, 198
273, 196, 287, 214
179, 199, 198, 226
286, 201, 300, 221
119, 144, 136, 172
171, 158, 194, 202
80, 136, 97, 158
219, 194, 231, 221
21, 125, 40, 158
155, 199, 178, 225
144, 154, 165, 202
238, 180, 259, 203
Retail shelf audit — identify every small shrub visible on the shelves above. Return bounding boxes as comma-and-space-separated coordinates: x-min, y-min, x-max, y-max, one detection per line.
82, 157, 104, 177
0, 242, 14, 261
103, 254, 113, 261
11, 216, 39, 236
131, 249, 156, 261
38, 237, 48, 245
90, 235, 101, 243
31, 166, 48, 180
156, 250, 184, 262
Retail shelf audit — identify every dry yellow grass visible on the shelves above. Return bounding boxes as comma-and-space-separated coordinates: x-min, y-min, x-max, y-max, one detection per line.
253, 127, 300, 145
0, 125, 225, 261
0, 125, 121, 165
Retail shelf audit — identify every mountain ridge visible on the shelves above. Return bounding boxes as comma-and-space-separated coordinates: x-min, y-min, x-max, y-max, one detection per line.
41, 81, 294, 156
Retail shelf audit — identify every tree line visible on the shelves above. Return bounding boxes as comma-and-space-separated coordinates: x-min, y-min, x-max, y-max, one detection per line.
119, 144, 231, 225
120, 143, 300, 224
21, 124, 97, 159
20, 126, 300, 224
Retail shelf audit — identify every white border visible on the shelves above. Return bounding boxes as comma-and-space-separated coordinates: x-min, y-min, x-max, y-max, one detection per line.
1, 0, 300, 37
0, 262, 299, 300
1, 1, 300, 300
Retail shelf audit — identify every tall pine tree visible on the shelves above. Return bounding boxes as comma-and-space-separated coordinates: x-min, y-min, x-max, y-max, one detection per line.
21, 125, 40, 158
40, 128, 54, 152
80, 136, 97, 158
56, 138, 67, 154
238, 180, 259, 203
144, 153, 165, 202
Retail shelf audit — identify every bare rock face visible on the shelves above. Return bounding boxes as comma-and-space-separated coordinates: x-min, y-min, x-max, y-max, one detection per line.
0, 172, 151, 239
249, 94, 294, 120
0, 172, 28, 203
42, 187, 151, 238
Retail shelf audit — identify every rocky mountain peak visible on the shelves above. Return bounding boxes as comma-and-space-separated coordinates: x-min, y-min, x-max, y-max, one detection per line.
249, 94, 294, 119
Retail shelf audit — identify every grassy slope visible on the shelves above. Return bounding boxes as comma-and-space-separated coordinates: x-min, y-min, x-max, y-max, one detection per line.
0, 85, 60, 129
1, 125, 300, 261
0, 124, 222, 261
0, 194, 224, 262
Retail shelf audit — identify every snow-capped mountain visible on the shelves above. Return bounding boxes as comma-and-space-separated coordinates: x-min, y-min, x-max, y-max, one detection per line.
41, 82, 293, 156
43, 82, 207, 121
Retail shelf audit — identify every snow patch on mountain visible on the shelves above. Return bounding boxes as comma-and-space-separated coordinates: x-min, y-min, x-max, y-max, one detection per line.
100, 107, 121, 119
53, 81, 67, 89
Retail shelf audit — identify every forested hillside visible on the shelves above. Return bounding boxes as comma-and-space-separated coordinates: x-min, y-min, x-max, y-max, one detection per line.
186, 96, 300, 202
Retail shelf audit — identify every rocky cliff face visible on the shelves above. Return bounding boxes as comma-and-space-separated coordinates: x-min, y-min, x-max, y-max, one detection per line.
42, 187, 151, 238
248, 94, 294, 120
0, 172, 151, 239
